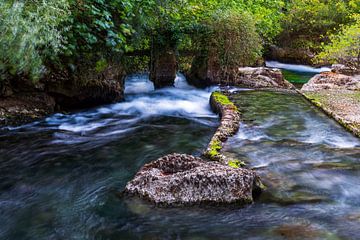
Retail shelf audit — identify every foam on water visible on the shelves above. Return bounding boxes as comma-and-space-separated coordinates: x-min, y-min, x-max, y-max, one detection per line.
266, 60, 331, 73
124, 74, 155, 94
5, 74, 218, 144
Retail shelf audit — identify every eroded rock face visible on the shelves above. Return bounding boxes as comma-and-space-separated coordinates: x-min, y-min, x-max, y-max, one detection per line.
188, 64, 292, 89
150, 35, 177, 88
45, 62, 125, 110
301, 72, 360, 91
235, 67, 293, 89
266, 45, 315, 65
0, 93, 55, 126
331, 64, 360, 76
187, 49, 221, 87
124, 153, 259, 206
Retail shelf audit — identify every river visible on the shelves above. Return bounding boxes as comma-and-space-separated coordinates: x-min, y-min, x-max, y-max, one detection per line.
0, 68, 359, 239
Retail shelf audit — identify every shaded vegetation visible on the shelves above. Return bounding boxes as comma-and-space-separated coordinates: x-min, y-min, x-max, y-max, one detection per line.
0, 0, 359, 86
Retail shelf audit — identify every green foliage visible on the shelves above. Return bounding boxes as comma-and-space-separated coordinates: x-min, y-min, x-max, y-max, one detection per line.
316, 16, 360, 68
62, 0, 135, 58
3, 0, 359, 82
0, 0, 69, 80
200, 0, 285, 43
95, 59, 108, 73
213, 92, 236, 107
207, 10, 262, 76
279, 0, 359, 52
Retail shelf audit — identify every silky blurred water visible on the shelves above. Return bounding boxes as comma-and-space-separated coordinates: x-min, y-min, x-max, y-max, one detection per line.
224, 90, 360, 239
0, 73, 360, 240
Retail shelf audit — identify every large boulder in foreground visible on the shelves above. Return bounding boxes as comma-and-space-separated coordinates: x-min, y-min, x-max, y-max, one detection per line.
301, 72, 360, 91
125, 153, 259, 206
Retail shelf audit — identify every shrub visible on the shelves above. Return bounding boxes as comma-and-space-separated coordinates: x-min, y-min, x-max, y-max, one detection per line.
207, 10, 262, 79
316, 15, 360, 69
0, 0, 69, 81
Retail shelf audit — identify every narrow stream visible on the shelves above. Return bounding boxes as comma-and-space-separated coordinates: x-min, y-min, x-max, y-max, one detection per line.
0, 71, 360, 239
224, 90, 360, 239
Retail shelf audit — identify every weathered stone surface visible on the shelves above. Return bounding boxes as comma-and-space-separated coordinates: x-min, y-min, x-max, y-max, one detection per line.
45, 62, 125, 110
204, 92, 241, 164
0, 93, 55, 126
234, 67, 293, 89
124, 153, 259, 206
266, 45, 315, 65
331, 64, 360, 76
187, 49, 221, 87
0, 61, 125, 126
150, 35, 177, 88
301, 90, 360, 137
301, 72, 360, 91
46, 78, 124, 110
187, 57, 291, 89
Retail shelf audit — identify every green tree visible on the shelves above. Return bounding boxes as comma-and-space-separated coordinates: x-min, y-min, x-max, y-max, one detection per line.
0, 0, 69, 80
316, 15, 360, 69
209, 10, 262, 73
279, 0, 358, 51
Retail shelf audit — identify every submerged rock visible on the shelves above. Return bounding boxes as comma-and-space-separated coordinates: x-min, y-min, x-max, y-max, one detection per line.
124, 153, 259, 206
272, 223, 339, 240
301, 72, 360, 91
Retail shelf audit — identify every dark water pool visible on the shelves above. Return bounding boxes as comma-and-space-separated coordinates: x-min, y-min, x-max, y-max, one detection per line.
1, 74, 360, 239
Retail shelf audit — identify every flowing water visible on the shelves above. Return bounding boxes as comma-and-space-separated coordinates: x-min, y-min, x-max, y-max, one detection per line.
223, 90, 360, 239
1, 72, 360, 239
266, 61, 331, 88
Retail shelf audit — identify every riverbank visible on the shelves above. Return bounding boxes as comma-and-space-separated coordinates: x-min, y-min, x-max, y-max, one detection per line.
299, 70, 360, 138
301, 90, 360, 137
1, 74, 360, 239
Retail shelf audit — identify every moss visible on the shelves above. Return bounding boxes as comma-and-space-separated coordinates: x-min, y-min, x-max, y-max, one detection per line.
208, 139, 222, 158
228, 159, 245, 168
212, 91, 238, 110
95, 59, 108, 73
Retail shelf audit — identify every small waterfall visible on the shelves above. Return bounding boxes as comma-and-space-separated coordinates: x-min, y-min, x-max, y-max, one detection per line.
266, 61, 331, 73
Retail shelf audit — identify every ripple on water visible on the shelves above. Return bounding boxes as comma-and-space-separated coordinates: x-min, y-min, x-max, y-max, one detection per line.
2, 77, 360, 239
